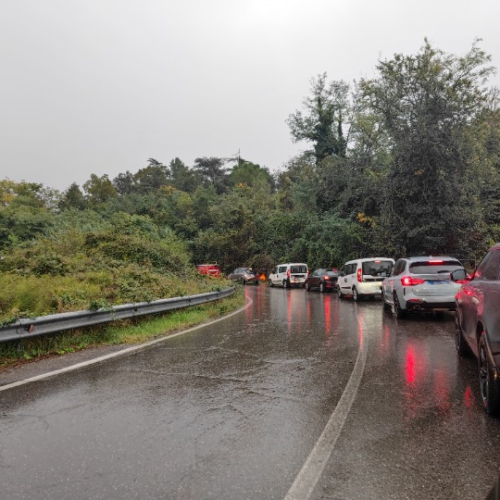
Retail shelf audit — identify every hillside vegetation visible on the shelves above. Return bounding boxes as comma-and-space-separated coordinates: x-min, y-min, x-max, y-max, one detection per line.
0, 212, 232, 324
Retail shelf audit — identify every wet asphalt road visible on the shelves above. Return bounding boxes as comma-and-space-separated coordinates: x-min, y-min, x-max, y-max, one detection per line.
1, 285, 500, 500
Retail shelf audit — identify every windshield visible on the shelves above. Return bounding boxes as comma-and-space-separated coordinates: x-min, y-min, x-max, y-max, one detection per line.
361, 260, 393, 277
409, 260, 463, 275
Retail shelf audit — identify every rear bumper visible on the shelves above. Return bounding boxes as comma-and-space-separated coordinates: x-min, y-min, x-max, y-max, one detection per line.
405, 299, 456, 312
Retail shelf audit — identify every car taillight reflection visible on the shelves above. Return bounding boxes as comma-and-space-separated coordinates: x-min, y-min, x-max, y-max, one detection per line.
405, 344, 415, 385
401, 276, 425, 286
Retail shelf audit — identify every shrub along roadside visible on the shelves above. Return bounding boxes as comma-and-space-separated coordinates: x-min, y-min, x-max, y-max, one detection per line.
0, 290, 245, 372
0, 215, 233, 325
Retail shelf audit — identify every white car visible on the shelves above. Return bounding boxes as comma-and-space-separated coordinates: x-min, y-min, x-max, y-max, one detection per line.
337, 257, 395, 301
269, 263, 308, 288
381, 256, 466, 318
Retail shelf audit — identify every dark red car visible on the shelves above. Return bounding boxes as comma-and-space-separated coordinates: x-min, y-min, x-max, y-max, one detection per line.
305, 268, 339, 293
455, 243, 500, 415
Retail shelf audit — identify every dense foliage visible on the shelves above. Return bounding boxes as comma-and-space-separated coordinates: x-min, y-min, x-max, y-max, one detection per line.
1, 40, 500, 321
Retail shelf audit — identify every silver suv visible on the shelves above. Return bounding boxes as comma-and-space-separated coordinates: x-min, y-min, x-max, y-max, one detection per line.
382, 256, 466, 318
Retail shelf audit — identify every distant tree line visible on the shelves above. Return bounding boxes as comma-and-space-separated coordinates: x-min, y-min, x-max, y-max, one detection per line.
1, 39, 500, 276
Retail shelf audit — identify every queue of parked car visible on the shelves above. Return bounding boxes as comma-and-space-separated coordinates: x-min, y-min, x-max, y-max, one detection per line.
259, 248, 500, 418
204, 244, 500, 417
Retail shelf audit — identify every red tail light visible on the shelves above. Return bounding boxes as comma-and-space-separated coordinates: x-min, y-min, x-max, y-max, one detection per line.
401, 276, 425, 286
324, 275, 330, 280
287, 269, 290, 278
357, 268, 362, 282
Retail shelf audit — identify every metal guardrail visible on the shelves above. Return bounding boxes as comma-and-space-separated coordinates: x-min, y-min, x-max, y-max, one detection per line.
0, 287, 235, 344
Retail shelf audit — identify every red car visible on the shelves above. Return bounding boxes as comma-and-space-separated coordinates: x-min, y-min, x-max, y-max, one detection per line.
196, 264, 221, 277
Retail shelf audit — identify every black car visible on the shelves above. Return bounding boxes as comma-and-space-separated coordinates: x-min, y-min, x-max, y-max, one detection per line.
227, 267, 259, 285
305, 268, 339, 293
455, 243, 500, 415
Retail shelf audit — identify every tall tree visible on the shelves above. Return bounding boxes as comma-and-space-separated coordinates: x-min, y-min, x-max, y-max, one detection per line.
113, 171, 135, 195
359, 39, 495, 256
287, 73, 350, 162
83, 174, 117, 206
193, 157, 231, 194
133, 159, 171, 193
59, 183, 86, 211
169, 157, 200, 193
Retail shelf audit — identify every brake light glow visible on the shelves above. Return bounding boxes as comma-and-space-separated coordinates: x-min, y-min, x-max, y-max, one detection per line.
428, 260, 443, 264
357, 268, 362, 282
287, 269, 290, 278
324, 276, 330, 280
401, 276, 425, 286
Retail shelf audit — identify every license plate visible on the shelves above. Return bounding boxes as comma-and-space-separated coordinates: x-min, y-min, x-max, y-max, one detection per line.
427, 281, 447, 285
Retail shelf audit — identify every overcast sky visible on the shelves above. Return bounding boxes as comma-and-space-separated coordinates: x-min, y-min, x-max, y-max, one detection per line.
2, 0, 500, 192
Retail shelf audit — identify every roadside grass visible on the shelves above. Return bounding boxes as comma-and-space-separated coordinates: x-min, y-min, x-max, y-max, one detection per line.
0, 290, 245, 372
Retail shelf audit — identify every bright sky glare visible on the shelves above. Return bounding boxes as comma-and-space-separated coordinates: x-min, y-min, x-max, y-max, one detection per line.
2, 0, 499, 191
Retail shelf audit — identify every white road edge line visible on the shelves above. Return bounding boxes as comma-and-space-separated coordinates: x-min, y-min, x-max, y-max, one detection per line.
283, 322, 369, 500
0, 297, 253, 393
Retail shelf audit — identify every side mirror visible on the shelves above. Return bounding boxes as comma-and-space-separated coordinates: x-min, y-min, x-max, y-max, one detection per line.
339, 271, 345, 277
451, 269, 468, 282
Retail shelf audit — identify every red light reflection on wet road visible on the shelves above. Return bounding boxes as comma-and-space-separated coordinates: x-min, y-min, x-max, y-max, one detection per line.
405, 344, 416, 386
403, 340, 455, 421
324, 296, 331, 334
465, 386, 473, 408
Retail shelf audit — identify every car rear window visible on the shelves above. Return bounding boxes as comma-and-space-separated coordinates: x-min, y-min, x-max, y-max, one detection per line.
291, 265, 307, 273
325, 271, 338, 277
409, 260, 462, 275
361, 260, 393, 277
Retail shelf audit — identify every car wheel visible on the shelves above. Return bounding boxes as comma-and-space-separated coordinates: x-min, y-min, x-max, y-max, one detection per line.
305, 283, 311, 292
269, 280, 274, 287
455, 313, 470, 357
283, 279, 288, 288
337, 285, 344, 300
242, 279, 247, 286
352, 287, 359, 302
319, 282, 325, 293
479, 331, 500, 416
382, 290, 392, 312
393, 292, 406, 319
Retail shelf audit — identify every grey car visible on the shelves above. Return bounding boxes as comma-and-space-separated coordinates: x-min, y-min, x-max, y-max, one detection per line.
227, 267, 259, 285
455, 243, 500, 415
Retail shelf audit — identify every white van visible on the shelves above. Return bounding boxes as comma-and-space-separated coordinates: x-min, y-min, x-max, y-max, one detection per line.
337, 257, 394, 301
269, 263, 308, 288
